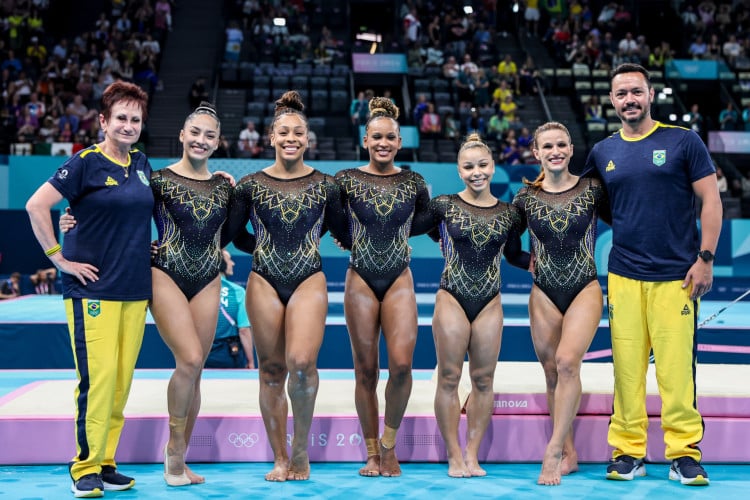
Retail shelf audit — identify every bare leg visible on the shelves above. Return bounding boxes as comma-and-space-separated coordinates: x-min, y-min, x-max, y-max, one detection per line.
181, 283, 220, 485
529, 285, 564, 486
284, 273, 327, 481
378, 270, 418, 477
432, 291, 471, 478
183, 375, 205, 484
464, 297, 503, 477
246, 273, 290, 482
151, 271, 220, 485
345, 269, 382, 477
551, 284, 600, 478
530, 283, 601, 485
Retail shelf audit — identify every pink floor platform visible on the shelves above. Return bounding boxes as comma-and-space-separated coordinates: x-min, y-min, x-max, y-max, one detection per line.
1, 362, 748, 465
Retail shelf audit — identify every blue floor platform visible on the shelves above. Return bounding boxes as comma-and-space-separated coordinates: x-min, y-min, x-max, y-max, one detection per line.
1, 462, 746, 500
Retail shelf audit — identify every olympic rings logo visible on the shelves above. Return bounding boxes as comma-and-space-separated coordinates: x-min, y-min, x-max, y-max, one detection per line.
228, 432, 260, 448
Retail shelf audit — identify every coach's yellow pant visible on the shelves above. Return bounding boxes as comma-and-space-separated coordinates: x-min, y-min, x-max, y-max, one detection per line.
607, 273, 704, 461
65, 298, 147, 480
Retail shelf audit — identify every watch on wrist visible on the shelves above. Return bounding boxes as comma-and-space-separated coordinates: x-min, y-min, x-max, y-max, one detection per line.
698, 250, 715, 262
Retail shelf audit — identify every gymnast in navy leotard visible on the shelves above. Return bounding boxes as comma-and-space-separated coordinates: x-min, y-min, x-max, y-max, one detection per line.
145, 102, 237, 486
512, 176, 607, 314
335, 97, 428, 478
151, 168, 231, 300
510, 122, 610, 486
223, 91, 345, 482
429, 194, 528, 322
229, 169, 341, 305
426, 133, 530, 478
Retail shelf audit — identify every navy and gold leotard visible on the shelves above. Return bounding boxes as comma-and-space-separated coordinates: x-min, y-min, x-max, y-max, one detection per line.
335, 168, 431, 301
429, 195, 528, 322
226, 169, 343, 305
512, 177, 609, 313
151, 168, 232, 300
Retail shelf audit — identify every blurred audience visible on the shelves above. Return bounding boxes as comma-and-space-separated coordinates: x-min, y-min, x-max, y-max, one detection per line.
0, 272, 21, 300
719, 102, 739, 131
237, 119, 262, 158
584, 95, 607, 124
2, 0, 168, 156
30, 267, 58, 295
419, 102, 441, 138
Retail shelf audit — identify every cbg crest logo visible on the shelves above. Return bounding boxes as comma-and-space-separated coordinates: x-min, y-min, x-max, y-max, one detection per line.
652, 150, 666, 166
228, 432, 259, 448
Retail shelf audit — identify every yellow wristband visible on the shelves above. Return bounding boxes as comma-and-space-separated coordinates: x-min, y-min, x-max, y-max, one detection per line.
45, 243, 61, 256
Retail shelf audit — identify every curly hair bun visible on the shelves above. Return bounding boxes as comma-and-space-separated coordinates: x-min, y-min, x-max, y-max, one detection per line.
368, 96, 399, 120
275, 90, 305, 114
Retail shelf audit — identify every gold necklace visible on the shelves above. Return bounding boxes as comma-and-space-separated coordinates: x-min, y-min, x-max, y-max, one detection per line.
100, 144, 130, 177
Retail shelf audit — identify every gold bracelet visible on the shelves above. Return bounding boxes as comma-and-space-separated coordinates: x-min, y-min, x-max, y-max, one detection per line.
45, 243, 61, 256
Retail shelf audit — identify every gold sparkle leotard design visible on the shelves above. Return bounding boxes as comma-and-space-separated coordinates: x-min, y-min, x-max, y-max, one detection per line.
430, 195, 528, 321
512, 177, 608, 313
227, 169, 344, 305
151, 168, 232, 300
335, 168, 431, 301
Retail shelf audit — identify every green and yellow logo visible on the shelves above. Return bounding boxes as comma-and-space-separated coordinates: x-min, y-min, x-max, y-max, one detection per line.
652, 150, 666, 166
137, 170, 150, 186
87, 300, 101, 318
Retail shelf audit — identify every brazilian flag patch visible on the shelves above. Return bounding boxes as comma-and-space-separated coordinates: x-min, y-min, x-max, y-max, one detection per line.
87, 300, 101, 318
652, 150, 666, 166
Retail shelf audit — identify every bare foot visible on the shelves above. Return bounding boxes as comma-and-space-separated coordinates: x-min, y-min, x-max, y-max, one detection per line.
561, 451, 579, 476
287, 466, 310, 480
264, 460, 289, 482
379, 443, 401, 478
447, 456, 471, 478
537, 448, 562, 486
464, 458, 487, 477
358, 455, 380, 477
184, 465, 205, 484
287, 451, 311, 481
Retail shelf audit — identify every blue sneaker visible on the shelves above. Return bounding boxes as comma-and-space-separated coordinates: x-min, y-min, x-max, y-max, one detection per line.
606, 455, 646, 480
70, 473, 104, 498
101, 465, 135, 491
669, 456, 710, 486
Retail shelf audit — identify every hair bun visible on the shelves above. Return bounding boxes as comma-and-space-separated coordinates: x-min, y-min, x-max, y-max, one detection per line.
275, 90, 305, 114
368, 96, 399, 120
195, 101, 217, 115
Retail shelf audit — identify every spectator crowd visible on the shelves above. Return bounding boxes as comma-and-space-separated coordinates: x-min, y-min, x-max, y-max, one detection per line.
1, 0, 174, 155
